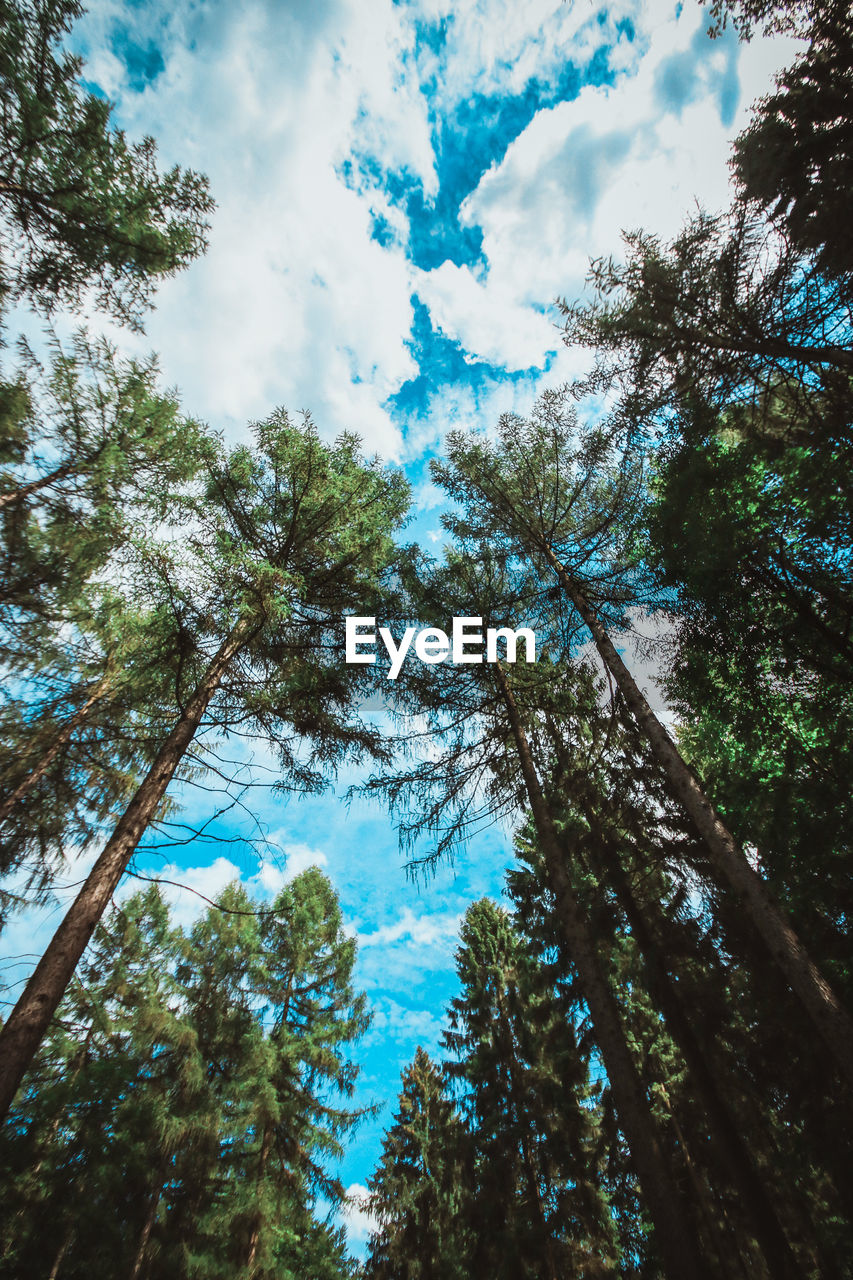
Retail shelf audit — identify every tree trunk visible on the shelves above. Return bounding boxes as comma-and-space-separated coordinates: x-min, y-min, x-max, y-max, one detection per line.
577, 810, 805, 1280
543, 710, 810, 1276
492, 662, 709, 1280
0, 677, 110, 826
129, 1173, 165, 1280
663, 1093, 752, 1280
246, 1123, 273, 1274
545, 549, 853, 1091
0, 622, 251, 1122
47, 1221, 75, 1279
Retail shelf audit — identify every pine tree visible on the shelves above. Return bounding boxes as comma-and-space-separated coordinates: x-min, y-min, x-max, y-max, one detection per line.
507, 662, 848, 1276
444, 898, 619, 1279
0, 0, 213, 327
364, 1048, 471, 1280
431, 398, 853, 1089
0, 873, 368, 1279
0, 413, 409, 1117
731, 2, 853, 286
366, 553, 708, 1278
0, 333, 215, 893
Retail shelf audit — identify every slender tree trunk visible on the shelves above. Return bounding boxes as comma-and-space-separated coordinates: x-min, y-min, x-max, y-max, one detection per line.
246, 1123, 273, 1273
47, 1221, 75, 1279
545, 550, 853, 1090
129, 1172, 165, 1280
580, 814, 804, 1280
662, 1094, 752, 1280
492, 662, 708, 1280
0, 622, 251, 1122
0, 677, 110, 826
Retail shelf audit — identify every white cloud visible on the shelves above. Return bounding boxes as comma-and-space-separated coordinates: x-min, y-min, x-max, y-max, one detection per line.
341, 1184, 377, 1246
72, 0, 430, 455
0, 837, 333, 994
411, 0, 636, 105
128, 841, 330, 930
54, 0, 802, 469
257, 840, 330, 888
125, 854, 244, 930
417, 2, 798, 373
367, 996, 447, 1048
415, 260, 557, 371
358, 905, 461, 949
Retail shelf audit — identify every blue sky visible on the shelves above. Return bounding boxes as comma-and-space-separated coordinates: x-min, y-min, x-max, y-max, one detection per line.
3, 0, 798, 1255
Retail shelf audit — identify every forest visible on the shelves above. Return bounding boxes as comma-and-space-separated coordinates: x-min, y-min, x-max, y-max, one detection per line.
0, 0, 851, 1275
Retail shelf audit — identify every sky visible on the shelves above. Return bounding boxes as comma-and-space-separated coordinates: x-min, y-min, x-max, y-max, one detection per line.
3, 0, 798, 1256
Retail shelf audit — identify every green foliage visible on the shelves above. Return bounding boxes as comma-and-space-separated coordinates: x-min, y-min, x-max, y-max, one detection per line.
0, 872, 366, 1278
0, 333, 215, 891
732, 4, 853, 285
364, 1048, 472, 1280
444, 898, 619, 1279
0, 0, 213, 327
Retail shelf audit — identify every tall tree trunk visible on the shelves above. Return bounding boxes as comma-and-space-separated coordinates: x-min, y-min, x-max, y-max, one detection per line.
544, 549, 853, 1090
246, 1123, 273, 1273
492, 662, 709, 1280
0, 621, 251, 1122
661, 1091, 752, 1280
47, 1220, 75, 1279
579, 812, 805, 1280
129, 1170, 166, 1280
0, 676, 110, 826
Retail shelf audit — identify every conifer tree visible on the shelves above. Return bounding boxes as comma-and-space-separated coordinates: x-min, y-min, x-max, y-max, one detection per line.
730, 1, 853, 286
0, 333, 216, 892
0, 873, 367, 1279
431, 399, 853, 1089
0, 414, 410, 1118
444, 898, 619, 1280
0, 0, 213, 327
364, 1047, 471, 1280
366, 554, 708, 1278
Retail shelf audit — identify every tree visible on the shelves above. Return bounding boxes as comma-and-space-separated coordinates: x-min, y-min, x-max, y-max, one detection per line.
431, 396, 853, 1090
0, 0, 213, 327
643, 421, 853, 999
0, 413, 410, 1118
0, 874, 368, 1279
0, 333, 216, 893
444, 898, 619, 1279
365, 554, 708, 1279
364, 1048, 472, 1280
731, 3, 853, 286
507, 665, 845, 1276
702, 0, 830, 40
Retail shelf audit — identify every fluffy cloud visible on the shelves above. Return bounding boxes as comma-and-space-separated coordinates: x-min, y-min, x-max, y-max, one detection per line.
126, 841, 330, 930
415, 259, 557, 370
366, 996, 447, 1050
411, 0, 637, 105
358, 905, 461, 949
418, 1, 797, 371
54, 0, 800, 466
72, 0, 430, 455
341, 1184, 377, 1246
